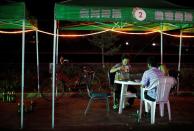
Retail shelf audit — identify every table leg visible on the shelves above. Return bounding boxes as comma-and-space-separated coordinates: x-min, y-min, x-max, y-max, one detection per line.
139, 87, 143, 119
122, 85, 128, 109
118, 84, 125, 114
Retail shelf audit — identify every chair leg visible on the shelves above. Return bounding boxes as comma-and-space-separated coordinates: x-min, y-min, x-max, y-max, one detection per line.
151, 102, 156, 124
106, 98, 110, 113
139, 87, 144, 120
144, 101, 149, 113
167, 101, 171, 121
159, 102, 164, 117
84, 98, 93, 115
122, 95, 126, 109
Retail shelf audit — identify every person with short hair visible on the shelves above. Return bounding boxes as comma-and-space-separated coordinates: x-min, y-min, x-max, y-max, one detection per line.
140, 57, 164, 101
110, 54, 136, 111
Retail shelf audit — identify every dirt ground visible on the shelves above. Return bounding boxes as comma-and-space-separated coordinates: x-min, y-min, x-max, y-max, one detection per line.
0, 92, 194, 131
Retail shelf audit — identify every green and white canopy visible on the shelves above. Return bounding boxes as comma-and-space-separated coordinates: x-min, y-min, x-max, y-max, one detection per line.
54, 0, 194, 31
0, 2, 35, 29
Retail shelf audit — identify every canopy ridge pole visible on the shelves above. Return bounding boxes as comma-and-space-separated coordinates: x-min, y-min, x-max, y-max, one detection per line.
36, 30, 40, 94
20, 19, 25, 129
52, 20, 57, 129
177, 30, 183, 94
160, 23, 163, 64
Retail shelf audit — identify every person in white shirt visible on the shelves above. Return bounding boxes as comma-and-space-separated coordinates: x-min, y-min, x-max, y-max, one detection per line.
141, 57, 164, 101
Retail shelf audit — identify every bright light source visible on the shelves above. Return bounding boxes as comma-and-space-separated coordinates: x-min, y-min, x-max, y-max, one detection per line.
152, 42, 156, 46
125, 42, 129, 45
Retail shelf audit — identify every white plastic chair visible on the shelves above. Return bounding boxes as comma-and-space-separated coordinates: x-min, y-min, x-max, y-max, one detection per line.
140, 76, 176, 124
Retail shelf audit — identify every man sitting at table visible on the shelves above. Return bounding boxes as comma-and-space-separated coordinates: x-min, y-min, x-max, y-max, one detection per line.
140, 56, 164, 102
110, 54, 137, 111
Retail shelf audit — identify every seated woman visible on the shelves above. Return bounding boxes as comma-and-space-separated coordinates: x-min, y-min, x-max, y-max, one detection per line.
159, 64, 178, 93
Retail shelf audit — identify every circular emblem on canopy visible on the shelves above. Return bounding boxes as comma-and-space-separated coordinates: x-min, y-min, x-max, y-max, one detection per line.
132, 7, 146, 21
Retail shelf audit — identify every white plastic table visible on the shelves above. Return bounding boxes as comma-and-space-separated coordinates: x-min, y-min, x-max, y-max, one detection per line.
114, 80, 141, 114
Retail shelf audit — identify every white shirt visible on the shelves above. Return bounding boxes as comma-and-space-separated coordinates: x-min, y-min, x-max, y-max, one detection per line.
141, 67, 164, 99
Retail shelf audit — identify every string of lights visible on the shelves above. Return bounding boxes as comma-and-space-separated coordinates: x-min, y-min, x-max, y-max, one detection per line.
1, 27, 194, 38
0, 29, 34, 34
163, 32, 194, 38
110, 29, 159, 35
58, 29, 111, 37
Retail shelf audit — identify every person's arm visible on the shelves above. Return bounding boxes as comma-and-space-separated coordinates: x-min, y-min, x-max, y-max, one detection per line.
110, 63, 121, 73
110, 64, 122, 73
140, 71, 148, 89
172, 77, 177, 86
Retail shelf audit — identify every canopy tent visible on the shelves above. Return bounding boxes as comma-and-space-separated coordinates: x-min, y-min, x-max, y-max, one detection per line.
55, 0, 194, 31
0, 2, 39, 129
0, 2, 35, 29
50, 0, 194, 128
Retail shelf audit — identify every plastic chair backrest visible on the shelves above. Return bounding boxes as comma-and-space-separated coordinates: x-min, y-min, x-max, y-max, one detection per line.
156, 76, 175, 102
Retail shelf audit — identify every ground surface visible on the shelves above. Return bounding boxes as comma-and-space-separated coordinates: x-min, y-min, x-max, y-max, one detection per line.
0, 92, 194, 131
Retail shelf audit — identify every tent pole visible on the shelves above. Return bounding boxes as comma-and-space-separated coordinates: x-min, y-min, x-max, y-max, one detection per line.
160, 24, 163, 64
36, 30, 40, 93
177, 30, 183, 94
20, 19, 25, 129
55, 29, 59, 97
56, 29, 59, 64
102, 47, 105, 68
51, 19, 57, 129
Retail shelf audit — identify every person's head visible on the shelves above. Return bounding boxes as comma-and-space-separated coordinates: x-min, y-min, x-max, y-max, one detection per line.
60, 56, 69, 64
121, 54, 130, 66
147, 56, 158, 68
60, 56, 64, 64
159, 64, 169, 76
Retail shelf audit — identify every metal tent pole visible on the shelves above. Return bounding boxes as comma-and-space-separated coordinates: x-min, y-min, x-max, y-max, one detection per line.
20, 19, 25, 129
177, 30, 183, 94
55, 29, 59, 96
51, 19, 57, 129
160, 24, 163, 64
56, 29, 59, 64
36, 30, 40, 93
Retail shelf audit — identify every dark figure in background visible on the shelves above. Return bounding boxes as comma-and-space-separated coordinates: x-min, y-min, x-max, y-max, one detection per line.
110, 54, 137, 111
169, 69, 180, 81
168, 69, 180, 92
